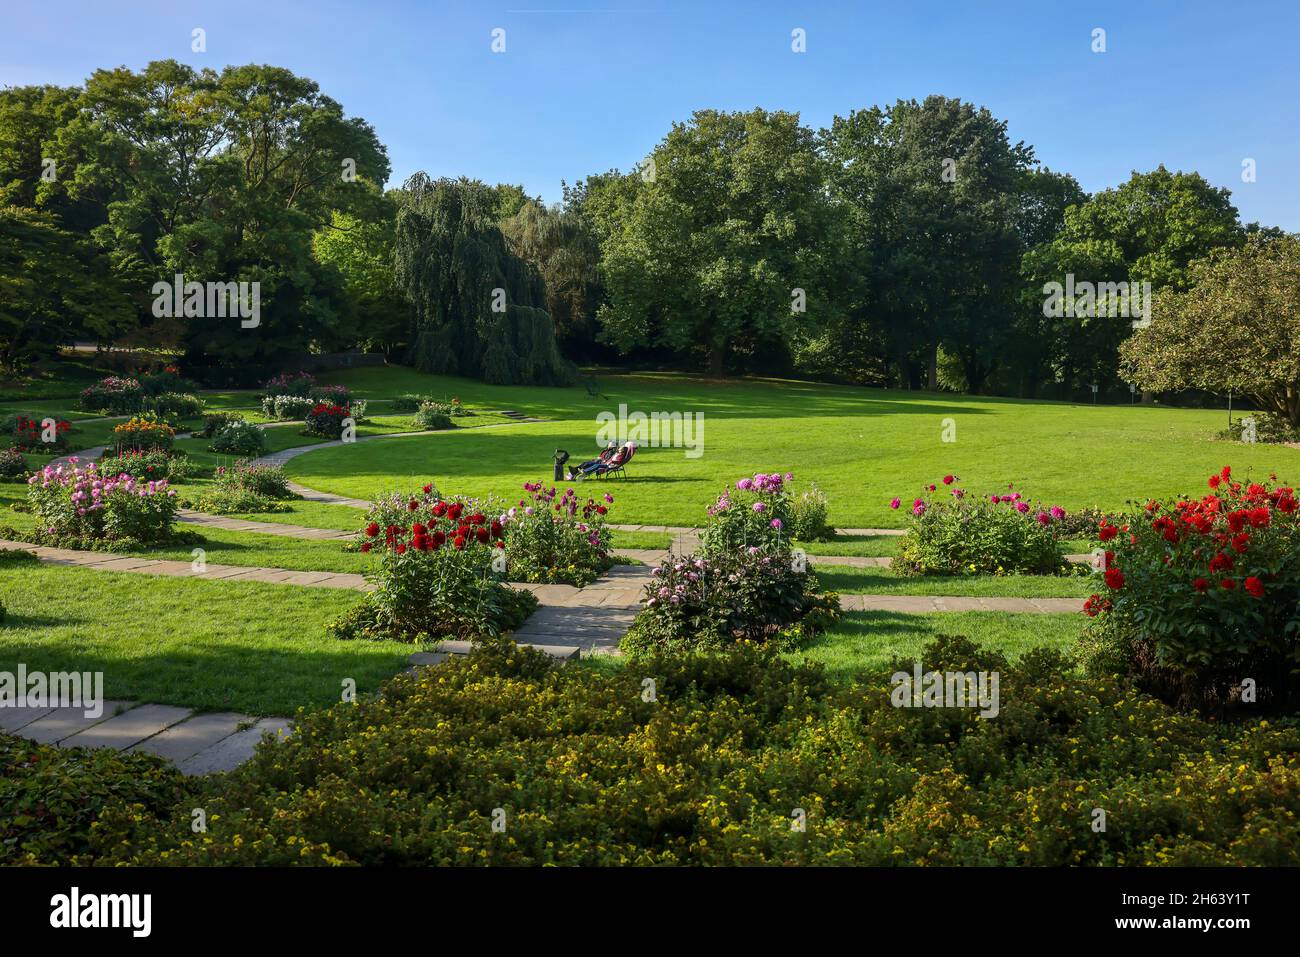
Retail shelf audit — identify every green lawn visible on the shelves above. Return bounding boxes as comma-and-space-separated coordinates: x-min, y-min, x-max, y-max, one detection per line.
817, 566, 1095, 597
0, 563, 411, 714
277, 367, 1297, 528
790, 610, 1086, 682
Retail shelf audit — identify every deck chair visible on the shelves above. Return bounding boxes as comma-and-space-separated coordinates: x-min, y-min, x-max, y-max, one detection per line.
597, 441, 636, 480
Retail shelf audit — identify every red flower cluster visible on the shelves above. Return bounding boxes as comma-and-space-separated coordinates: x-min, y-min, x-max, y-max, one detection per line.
9, 415, 71, 450
362, 500, 505, 554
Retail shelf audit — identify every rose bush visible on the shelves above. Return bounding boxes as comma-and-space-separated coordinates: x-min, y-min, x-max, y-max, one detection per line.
891, 476, 1069, 576
26, 459, 178, 546
303, 402, 352, 439
1080, 466, 1300, 714
503, 482, 614, 586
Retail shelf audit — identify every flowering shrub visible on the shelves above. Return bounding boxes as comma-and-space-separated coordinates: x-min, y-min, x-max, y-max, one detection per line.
0, 447, 27, 480
700, 471, 796, 554
263, 371, 315, 397
79, 377, 144, 414
503, 482, 614, 586
333, 490, 532, 642
891, 476, 1069, 576
144, 392, 204, 425
96, 449, 197, 482
111, 415, 175, 454
209, 419, 267, 456
2, 414, 72, 452
74, 635, 1300, 867
414, 400, 454, 431
138, 367, 198, 397
789, 480, 835, 540
1080, 467, 1300, 714
622, 549, 840, 657
26, 459, 178, 546
303, 402, 352, 439
261, 394, 314, 420
309, 384, 353, 406
199, 411, 244, 438
189, 463, 296, 514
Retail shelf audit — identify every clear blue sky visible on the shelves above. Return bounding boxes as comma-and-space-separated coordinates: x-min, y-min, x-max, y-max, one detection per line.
4, 0, 1298, 228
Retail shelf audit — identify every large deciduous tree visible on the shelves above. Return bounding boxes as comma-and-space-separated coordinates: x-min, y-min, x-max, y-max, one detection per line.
1121, 234, 1300, 428
393, 174, 572, 386
595, 109, 832, 376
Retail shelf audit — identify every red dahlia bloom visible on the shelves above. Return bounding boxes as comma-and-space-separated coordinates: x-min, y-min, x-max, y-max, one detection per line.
1104, 567, 1125, 590
1220, 578, 1235, 590
365, 522, 380, 537
1244, 576, 1265, 597
1208, 475, 1221, 489
1192, 577, 1209, 592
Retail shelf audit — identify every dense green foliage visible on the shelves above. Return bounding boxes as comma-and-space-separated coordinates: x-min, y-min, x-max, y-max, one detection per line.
30, 637, 1298, 866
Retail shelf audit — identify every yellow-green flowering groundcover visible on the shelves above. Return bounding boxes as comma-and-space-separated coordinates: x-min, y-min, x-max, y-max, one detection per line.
4, 635, 1299, 866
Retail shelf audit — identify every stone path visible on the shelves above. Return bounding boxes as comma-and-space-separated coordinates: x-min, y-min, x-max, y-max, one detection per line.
0, 699, 293, 776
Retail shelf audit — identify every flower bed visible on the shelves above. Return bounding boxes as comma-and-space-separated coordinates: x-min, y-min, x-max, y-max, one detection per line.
503, 482, 614, 586
96, 449, 197, 482
208, 419, 267, 456
2, 414, 72, 452
263, 371, 315, 397
331, 487, 533, 642
144, 392, 204, 426
26, 459, 179, 546
79, 376, 144, 414
1080, 466, 1300, 713
187, 462, 297, 514
625, 469, 839, 656
891, 476, 1069, 575
303, 402, 352, 439
261, 394, 315, 420
65, 637, 1300, 867
111, 415, 175, 454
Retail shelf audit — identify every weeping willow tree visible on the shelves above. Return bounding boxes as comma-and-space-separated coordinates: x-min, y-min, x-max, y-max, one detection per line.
393, 173, 574, 385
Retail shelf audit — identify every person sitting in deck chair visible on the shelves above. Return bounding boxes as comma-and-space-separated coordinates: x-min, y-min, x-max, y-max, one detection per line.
592, 441, 636, 480
570, 442, 618, 480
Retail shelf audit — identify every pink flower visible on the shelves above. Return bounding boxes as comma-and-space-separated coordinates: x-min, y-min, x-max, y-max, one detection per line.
770, 518, 783, 530
890, 497, 901, 509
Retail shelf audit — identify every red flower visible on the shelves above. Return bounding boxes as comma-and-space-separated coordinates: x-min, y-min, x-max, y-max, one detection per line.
395, 543, 407, 555
1221, 465, 1232, 480
1220, 578, 1236, 590
1208, 475, 1221, 489
475, 527, 489, 543
360, 542, 371, 553
1104, 567, 1125, 590
1231, 533, 1250, 554
453, 536, 466, 551
408, 500, 419, 512
596, 505, 607, 515
432, 502, 447, 517
422, 483, 433, 494
1192, 577, 1210, 592
412, 522, 427, 536
1244, 576, 1265, 598
942, 475, 954, 485
1084, 594, 1101, 617
1098, 522, 1118, 542
1249, 507, 1271, 528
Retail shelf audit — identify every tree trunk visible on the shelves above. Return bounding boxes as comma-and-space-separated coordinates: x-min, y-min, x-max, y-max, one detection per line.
926, 343, 938, 390
709, 345, 726, 378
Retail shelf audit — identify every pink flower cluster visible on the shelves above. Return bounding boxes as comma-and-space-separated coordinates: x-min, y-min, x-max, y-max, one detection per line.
29, 458, 175, 516
889, 477, 1066, 526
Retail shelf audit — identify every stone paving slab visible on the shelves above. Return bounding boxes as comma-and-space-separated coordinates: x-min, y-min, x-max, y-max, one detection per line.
0, 705, 56, 732
178, 717, 294, 776
128, 711, 252, 763
20, 700, 137, 745
61, 703, 192, 751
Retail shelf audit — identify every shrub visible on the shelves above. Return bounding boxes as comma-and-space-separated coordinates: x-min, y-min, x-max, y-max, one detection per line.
891, 477, 1069, 576
138, 368, 198, 397
96, 449, 197, 482
263, 371, 315, 397
349, 398, 368, 420
392, 393, 430, 412
190, 485, 291, 514
111, 415, 175, 454
78, 376, 144, 414
1080, 466, 1300, 714
414, 400, 454, 431
1217, 413, 1300, 445
621, 548, 840, 657
27, 459, 178, 545
199, 411, 244, 438
0, 733, 191, 866
335, 492, 532, 642
260, 394, 314, 420
1, 414, 72, 452
209, 420, 267, 456
0, 447, 27, 480
790, 480, 835, 541
214, 462, 294, 499
309, 384, 353, 406
303, 402, 352, 439
503, 482, 614, 586
357, 483, 441, 543
699, 470, 797, 555
76, 636, 1300, 867
145, 391, 204, 426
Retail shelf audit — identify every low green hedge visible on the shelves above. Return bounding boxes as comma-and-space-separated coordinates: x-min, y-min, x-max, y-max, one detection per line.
54, 636, 1300, 866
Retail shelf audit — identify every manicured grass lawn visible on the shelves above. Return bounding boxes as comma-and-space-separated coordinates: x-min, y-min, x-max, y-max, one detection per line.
791, 610, 1085, 681
816, 566, 1095, 597
281, 367, 1300, 528
204, 499, 366, 531
0, 563, 411, 714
